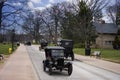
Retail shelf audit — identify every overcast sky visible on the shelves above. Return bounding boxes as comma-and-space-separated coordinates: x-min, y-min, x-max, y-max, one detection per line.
1, 0, 116, 34
3, 0, 116, 23
27, 0, 115, 23
28, 0, 115, 10
27, 0, 72, 10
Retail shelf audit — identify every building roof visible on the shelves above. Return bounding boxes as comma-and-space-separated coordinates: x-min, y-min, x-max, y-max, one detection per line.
93, 23, 118, 34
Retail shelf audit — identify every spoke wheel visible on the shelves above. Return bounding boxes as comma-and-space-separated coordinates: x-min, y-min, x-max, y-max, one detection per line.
68, 64, 73, 76
49, 66, 52, 75
71, 54, 74, 61
43, 63, 46, 71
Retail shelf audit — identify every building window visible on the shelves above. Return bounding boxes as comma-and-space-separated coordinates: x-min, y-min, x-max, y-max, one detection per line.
105, 41, 113, 45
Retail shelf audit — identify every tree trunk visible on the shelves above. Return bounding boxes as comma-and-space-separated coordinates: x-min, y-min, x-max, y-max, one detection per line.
0, 2, 4, 28
54, 16, 58, 45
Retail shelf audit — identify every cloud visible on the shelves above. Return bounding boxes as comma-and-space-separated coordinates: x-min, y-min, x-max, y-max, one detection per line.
35, 7, 45, 10
31, 0, 42, 3
49, 0, 66, 3
46, 4, 52, 8
27, 2, 34, 9
34, 4, 52, 11
49, 0, 54, 3
13, 2, 21, 6
66, 0, 73, 3
66, 0, 71, 2
102, 16, 112, 23
29, 0, 74, 11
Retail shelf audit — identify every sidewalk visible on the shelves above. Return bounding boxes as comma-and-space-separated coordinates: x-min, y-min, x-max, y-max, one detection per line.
75, 54, 120, 74
0, 44, 37, 80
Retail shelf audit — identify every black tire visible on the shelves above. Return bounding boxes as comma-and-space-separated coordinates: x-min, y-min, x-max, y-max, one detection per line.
43, 63, 46, 71
71, 53, 74, 61
49, 66, 52, 75
64, 53, 68, 59
68, 64, 73, 76
60, 68, 63, 72
70, 51, 74, 61
39, 47, 41, 50
43, 61, 46, 71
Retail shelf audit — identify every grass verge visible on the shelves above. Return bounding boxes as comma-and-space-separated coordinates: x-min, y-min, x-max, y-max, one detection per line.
0, 43, 17, 55
74, 48, 120, 63
0, 43, 18, 68
0, 43, 12, 55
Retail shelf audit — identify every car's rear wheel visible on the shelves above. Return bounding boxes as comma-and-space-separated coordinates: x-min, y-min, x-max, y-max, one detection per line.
60, 68, 63, 72
49, 66, 52, 75
70, 51, 74, 61
43, 63, 46, 71
68, 64, 72, 76
71, 54, 74, 61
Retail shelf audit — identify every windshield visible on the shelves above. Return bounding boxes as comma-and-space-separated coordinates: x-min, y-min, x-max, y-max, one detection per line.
51, 50, 64, 57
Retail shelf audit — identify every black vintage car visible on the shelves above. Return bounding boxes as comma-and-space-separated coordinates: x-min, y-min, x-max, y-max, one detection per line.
39, 42, 48, 50
58, 39, 74, 61
43, 46, 73, 76
25, 41, 31, 46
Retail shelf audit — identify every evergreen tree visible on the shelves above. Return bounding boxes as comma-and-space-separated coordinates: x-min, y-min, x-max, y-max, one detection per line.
113, 29, 120, 49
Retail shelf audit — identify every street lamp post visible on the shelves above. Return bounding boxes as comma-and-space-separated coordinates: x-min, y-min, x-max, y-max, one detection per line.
11, 29, 15, 51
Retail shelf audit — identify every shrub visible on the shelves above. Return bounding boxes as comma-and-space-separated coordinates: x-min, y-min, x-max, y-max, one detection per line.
113, 36, 120, 49
74, 43, 85, 48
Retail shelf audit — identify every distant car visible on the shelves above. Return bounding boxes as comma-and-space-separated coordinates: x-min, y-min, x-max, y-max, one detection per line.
25, 42, 31, 46
16, 42, 20, 46
39, 42, 48, 50
43, 46, 73, 76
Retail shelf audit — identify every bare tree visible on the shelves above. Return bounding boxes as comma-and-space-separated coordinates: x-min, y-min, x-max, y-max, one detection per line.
0, 0, 30, 44
40, 4, 64, 44
1, 0, 29, 30
116, 0, 120, 25
106, 0, 120, 24
47, 4, 63, 44
106, 5, 116, 24
0, 0, 6, 28
38, 10, 54, 43
22, 11, 44, 43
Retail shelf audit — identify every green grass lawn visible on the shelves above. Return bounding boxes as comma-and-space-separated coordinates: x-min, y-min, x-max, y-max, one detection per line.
0, 43, 17, 55
74, 48, 120, 63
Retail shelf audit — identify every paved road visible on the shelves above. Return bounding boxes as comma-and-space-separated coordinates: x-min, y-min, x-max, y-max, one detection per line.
26, 45, 120, 80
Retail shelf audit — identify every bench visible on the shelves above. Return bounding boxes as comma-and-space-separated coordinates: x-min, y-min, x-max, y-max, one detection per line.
90, 51, 101, 58
0, 54, 4, 60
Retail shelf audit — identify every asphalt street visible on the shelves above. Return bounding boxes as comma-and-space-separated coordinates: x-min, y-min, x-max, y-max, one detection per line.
26, 45, 120, 80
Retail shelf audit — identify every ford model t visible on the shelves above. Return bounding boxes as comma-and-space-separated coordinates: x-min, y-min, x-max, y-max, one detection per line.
39, 42, 48, 50
43, 46, 73, 75
58, 39, 74, 61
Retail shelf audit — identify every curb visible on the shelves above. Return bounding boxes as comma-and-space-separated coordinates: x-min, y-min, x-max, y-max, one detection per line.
75, 58, 120, 75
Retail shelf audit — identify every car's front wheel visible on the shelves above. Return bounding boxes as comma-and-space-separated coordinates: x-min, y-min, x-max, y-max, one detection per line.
43, 61, 46, 71
49, 65, 52, 75
68, 64, 73, 76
